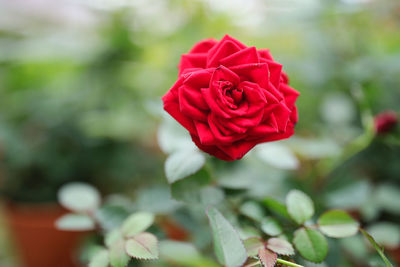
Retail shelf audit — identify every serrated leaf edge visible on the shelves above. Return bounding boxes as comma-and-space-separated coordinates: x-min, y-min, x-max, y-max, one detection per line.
124, 233, 159, 260
266, 238, 295, 256
258, 247, 277, 267
206, 206, 247, 267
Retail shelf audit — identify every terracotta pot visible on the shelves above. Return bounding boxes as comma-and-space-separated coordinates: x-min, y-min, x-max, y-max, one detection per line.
3, 202, 88, 267
388, 247, 400, 266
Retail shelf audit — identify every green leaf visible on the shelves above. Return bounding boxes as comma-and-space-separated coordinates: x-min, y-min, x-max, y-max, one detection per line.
266, 237, 294, 256
200, 186, 225, 206
239, 226, 261, 240
375, 184, 400, 215
262, 197, 290, 219
243, 237, 264, 257
240, 201, 265, 222
159, 240, 200, 262
293, 228, 328, 263
255, 143, 299, 170
325, 180, 371, 209
159, 240, 220, 267
261, 217, 282, 236
121, 212, 154, 237
109, 240, 130, 267
165, 149, 206, 183
135, 186, 181, 214
89, 248, 109, 267
105, 229, 123, 248
286, 137, 341, 159
95, 205, 130, 231
318, 210, 359, 238
216, 163, 259, 190
360, 228, 393, 267
206, 207, 247, 267
55, 214, 95, 231
170, 169, 211, 204
258, 247, 277, 267
58, 182, 101, 212
125, 232, 159, 260
286, 190, 314, 225
339, 235, 368, 259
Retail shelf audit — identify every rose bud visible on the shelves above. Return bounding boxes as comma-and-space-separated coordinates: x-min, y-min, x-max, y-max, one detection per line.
162, 35, 299, 161
374, 110, 398, 135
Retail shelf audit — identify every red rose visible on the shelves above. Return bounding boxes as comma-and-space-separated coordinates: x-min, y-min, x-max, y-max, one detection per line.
162, 35, 299, 161
374, 111, 398, 134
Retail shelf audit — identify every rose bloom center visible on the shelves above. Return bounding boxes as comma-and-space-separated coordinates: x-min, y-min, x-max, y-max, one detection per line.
220, 80, 244, 109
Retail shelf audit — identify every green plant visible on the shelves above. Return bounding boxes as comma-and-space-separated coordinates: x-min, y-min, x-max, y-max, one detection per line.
1, 1, 400, 266
205, 190, 365, 267
157, 111, 397, 266
0, 11, 163, 203
55, 183, 160, 266
0, 119, 160, 203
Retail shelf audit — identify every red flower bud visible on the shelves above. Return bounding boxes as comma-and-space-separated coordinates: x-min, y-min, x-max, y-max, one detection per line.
374, 111, 398, 134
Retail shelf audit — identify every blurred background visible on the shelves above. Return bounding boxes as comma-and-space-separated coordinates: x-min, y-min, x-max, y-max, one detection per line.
0, 0, 399, 266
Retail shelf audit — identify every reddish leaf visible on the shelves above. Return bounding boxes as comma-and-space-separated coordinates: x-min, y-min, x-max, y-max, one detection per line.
266, 237, 295, 256
258, 247, 277, 267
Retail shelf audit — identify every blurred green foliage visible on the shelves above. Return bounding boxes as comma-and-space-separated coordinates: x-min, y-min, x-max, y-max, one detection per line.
0, 0, 399, 266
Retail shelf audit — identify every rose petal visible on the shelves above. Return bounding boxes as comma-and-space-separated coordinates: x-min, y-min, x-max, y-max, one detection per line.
265, 81, 284, 102
281, 71, 289, 84
259, 124, 295, 143
202, 87, 231, 119
208, 114, 245, 144
183, 69, 213, 88
210, 65, 240, 85
239, 82, 267, 115
217, 140, 259, 160
265, 60, 282, 90
201, 66, 242, 119
179, 53, 207, 75
247, 114, 279, 138
207, 40, 243, 68
180, 67, 203, 75
230, 112, 264, 128
219, 47, 260, 67
162, 78, 197, 135
273, 102, 292, 132
191, 134, 233, 161
280, 83, 299, 109
207, 35, 246, 59
290, 106, 298, 124
229, 63, 269, 89
194, 121, 216, 145
179, 85, 208, 121
213, 116, 248, 134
